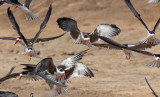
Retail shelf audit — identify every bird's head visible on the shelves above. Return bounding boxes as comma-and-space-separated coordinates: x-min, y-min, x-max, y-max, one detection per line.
19, 72, 28, 80
27, 48, 33, 54
15, 37, 23, 45
57, 68, 66, 78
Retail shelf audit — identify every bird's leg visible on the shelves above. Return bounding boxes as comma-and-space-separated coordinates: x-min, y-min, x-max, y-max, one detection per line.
27, 56, 31, 61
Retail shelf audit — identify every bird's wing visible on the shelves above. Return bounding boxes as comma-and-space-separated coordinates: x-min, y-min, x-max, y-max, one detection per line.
129, 43, 157, 50
5, 0, 22, 6
32, 5, 52, 46
58, 49, 89, 68
148, 0, 159, 3
21, 64, 36, 71
21, 71, 42, 81
0, 37, 17, 40
24, 0, 33, 9
0, 73, 20, 84
125, 0, 150, 32
145, 77, 158, 97
37, 72, 66, 87
29, 33, 65, 43
70, 62, 94, 78
89, 24, 121, 43
99, 36, 154, 56
146, 60, 160, 68
57, 17, 81, 40
36, 58, 56, 75
92, 43, 122, 50
7, 7, 28, 47
152, 18, 160, 33
0, 1, 4, 6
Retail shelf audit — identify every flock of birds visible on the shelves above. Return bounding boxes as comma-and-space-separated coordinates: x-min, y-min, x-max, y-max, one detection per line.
0, 0, 159, 97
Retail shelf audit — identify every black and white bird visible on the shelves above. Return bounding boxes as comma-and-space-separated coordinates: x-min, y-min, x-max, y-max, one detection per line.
125, 0, 160, 45
99, 36, 160, 68
57, 17, 121, 47
19, 49, 94, 97
0, 33, 65, 46
145, 77, 158, 97
7, 5, 52, 61
0, 66, 65, 87
148, 0, 159, 3
93, 42, 156, 59
0, 0, 38, 21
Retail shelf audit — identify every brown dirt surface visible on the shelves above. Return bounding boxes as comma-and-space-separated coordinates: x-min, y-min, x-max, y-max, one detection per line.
0, 0, 160, 97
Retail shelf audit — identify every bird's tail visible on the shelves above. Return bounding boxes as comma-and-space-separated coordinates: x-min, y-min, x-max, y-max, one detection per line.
123, 52, 136, 59
49, 87, 68, 97
25, 13, 39, 21
146, 60, 160, 68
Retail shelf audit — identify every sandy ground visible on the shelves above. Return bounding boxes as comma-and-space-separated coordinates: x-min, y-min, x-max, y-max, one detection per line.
0, 0, 160, 97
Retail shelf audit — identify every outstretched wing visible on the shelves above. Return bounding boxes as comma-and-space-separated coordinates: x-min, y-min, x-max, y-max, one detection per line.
92, 43, 122, 50
99, 36, 154, 56
70, 62, 94, 78
24, 0, 33, 9
7, 7, 28, 47
148, 0, 159, 3
32, 5, 52, 46
145, 77, 158, 97
36, 58, 56, 74
0, 37, 17, 40
152, 18, 160, 33
28, 33, 65, 43
90, 24, 121, 43
58, 49, 89, 68
124, 0, 150, 32
57, 17, 81, 40
0, 66, 20, 84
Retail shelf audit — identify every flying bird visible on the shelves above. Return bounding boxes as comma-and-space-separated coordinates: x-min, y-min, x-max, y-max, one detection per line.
0, 33, 65, 46
125, 0, 160, 45
93, 42, 156, 59
19, 49, 94, 97
57, 17, 120, 47
99, 36, 160, 68
145, 77, 158, 97
0, 0, 38, 21
0, 66, 66, 87
7, 5, 52, 61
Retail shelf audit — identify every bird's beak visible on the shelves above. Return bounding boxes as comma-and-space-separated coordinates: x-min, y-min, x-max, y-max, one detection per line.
153, 35, 155, 38
19, 76, 22, 80
88, 39, 91, 44
63, 73, 66, 78
15, 6, 18, 9
157, 59, 159, 63
14, 40, 19, 45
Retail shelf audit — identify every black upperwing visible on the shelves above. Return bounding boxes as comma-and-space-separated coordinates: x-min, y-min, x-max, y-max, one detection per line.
124, 0, 150, 32
99, 36, 154, 56
152, 18, 160, 34
145, 77, 158, 97
32, 5, 52, 46
7, 7, 29, 47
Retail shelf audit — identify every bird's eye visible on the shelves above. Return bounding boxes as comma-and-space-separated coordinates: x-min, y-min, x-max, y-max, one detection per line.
59, 68, 63, 72
29, 48, 32, 50
84, 35, 88, 38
